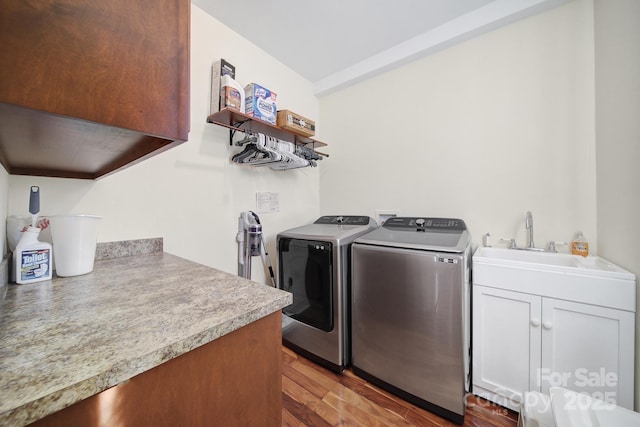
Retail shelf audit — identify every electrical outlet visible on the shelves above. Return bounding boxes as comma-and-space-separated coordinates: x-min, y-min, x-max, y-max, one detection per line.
375, 210, 398, 225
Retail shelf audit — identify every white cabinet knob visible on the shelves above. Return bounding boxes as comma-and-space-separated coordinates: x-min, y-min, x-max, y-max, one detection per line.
543, 321, 553, 330
531, 318, 541, 327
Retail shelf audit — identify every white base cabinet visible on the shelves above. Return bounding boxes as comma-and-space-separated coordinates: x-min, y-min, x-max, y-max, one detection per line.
472, 285, 635, 411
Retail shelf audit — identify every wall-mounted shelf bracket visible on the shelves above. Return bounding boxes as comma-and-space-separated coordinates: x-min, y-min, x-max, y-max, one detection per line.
228, 118, 252, 146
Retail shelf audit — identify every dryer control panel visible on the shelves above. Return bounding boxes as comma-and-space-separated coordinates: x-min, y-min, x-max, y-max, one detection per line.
383, 217, 466, 232
315, 215, 372, 225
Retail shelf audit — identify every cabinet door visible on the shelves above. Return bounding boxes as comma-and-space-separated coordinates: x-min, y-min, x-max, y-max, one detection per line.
472, 286, 541, 410
0, 0, 189, 140
541, 298, 635, 409
0, 0, 189, 179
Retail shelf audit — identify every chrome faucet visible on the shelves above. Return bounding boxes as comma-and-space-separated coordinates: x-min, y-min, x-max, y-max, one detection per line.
525, 211, 534, 249
503, 211, 558, 252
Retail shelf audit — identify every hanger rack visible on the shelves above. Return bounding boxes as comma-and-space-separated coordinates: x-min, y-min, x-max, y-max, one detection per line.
235, 133, 258, 146
230, 131, 323, 170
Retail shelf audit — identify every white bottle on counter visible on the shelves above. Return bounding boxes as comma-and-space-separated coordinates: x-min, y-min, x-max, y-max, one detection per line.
14, 226, 53, 284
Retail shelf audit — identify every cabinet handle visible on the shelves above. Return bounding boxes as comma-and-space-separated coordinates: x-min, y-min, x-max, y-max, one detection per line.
543, 321, 553, 330
531, 318, 541, 327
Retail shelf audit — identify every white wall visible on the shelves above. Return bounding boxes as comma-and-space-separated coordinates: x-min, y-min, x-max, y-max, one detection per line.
594, 0, 640, 408
319, 0, 596, 252
6, 5, 321, 284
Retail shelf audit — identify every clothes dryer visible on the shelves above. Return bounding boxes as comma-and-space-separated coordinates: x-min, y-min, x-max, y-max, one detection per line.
277, 215, 377, 372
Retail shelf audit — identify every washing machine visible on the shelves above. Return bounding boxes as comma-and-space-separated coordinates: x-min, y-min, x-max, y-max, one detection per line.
277, 215, 377, 372
351, 217, 471, 424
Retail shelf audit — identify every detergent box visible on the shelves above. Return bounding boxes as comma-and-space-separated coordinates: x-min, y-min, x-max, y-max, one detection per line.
244, 83, 277, 124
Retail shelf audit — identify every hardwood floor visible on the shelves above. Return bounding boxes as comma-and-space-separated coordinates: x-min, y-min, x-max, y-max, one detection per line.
282, 346, 519, 427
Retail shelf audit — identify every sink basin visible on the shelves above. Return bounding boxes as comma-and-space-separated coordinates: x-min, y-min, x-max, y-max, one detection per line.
473, 247, 634, 278
473, 247, 636, 311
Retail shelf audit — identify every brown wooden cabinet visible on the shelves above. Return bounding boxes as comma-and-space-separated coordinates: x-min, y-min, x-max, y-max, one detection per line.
28, 312, 283, 427
0, 0, 190, 179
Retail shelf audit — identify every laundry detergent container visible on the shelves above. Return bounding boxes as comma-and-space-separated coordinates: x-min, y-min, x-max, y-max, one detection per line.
49, 215, 101, 277
6, 215, 53, 251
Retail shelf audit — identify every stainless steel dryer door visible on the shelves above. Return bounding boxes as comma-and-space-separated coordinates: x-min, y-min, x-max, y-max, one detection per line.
351, 243, 466, 416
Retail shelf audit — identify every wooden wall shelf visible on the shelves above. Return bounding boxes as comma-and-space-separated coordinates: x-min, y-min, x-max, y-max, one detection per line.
208, 109, 327, 149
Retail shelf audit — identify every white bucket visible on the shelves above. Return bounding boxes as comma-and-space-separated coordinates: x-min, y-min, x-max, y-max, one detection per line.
49, 215, 101, 277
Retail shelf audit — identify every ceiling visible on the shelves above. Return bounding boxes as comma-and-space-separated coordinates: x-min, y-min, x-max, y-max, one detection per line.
193, 0, 570, 95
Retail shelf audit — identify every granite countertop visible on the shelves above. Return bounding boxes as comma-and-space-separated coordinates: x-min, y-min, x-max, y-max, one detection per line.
0, 247, 292, 426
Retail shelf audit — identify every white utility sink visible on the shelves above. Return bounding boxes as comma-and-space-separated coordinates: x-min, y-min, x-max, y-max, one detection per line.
473, 247, 636, 311
473, 247, 633, 277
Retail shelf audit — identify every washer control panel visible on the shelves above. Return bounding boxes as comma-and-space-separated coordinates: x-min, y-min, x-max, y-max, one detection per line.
315, 215, 373, 225
383, 217, 466, 232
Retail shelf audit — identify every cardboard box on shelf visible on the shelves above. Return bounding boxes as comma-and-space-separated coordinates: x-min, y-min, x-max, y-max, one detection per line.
210, 59, 236, 114
245, 83, 277, 124
276, 110, 315, 137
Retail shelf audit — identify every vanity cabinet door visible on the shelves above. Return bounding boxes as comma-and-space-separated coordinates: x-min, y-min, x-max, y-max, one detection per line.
540, 298, 635, 409
472, 285, 541, 411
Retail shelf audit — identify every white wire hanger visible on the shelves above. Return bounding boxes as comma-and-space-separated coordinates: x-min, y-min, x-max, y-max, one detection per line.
231, 132, 318, 170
